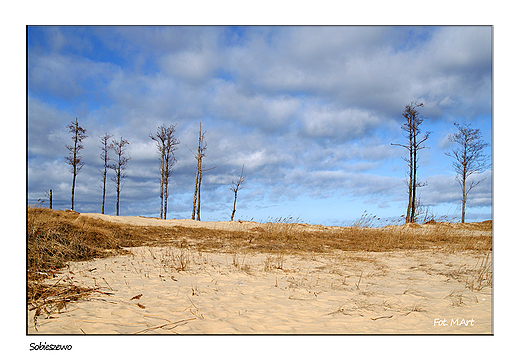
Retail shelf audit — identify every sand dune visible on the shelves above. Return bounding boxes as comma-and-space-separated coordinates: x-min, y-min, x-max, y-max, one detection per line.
77, 213, 262, 231
28, 233, 492, 334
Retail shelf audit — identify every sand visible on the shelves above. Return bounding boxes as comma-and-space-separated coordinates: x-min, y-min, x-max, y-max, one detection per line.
77, 212, 264, 231
27, 215, 492, 334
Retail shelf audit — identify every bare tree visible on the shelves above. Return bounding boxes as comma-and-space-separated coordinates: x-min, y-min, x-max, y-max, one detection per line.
230, 165, 245, 221
445, 122, 490, 223
190, 123, 215, 221
109, 137, 130, 216
191, 123, 206, 220
155, 132, 166, 219
391, 102, 432, 223
65, 117, 88, 211
150, 124, 180, 219
99, 133, 112, 214
41, 189, 52, 209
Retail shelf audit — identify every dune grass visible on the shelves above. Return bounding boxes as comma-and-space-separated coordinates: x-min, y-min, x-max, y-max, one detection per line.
27, 207, 492, 276
27, 206, 492, 324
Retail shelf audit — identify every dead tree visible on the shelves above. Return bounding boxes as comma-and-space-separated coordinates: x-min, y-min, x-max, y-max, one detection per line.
99, 133, 112, 214
163, 128, 179, 220
391, 102, 431, 223
230, 165, 245, 221
191, 123, 206, 220
150, 125, 180, 219
445, 122, 490, 223
190, 123, 215, 221
109, 137, 130, 216
65, 118, 87, 211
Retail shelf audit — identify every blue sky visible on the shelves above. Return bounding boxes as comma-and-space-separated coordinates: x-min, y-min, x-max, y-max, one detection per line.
27, 26, 492, 225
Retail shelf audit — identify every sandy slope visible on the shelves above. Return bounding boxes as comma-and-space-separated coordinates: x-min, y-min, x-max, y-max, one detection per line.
28, 243, 492, 334
78, 213, 264, 231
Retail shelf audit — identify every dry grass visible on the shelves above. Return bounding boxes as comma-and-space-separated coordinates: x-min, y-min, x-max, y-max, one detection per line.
27, 207, 147, 280
27, 207, 492, 273
27, 206, 492, 320
27, 278, 95, 329
161, 243, 191, 272
465, 251, 493, 291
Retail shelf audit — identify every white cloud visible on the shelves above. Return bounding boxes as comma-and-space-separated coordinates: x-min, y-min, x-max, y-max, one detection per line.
159, 49, 219, 84
29, 52, 117, 102
419, 170, 492, 209
438, 132, 453, 150
27, 26, 492, 222
209, 80, 301, 131
300, 103, 381, 140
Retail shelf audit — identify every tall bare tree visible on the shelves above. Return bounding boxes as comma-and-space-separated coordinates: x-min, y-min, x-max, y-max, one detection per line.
392, 102, 432, 223
99, 133, 112, 214
190, 123, 215, 221
445, 122, 490, 223
150, 124, 180, 219
191, 123, 206, 220
230, 165, 245, 221
65, 117, 88, 211
163, 127, 180, 220
150, 128, 166, 219
109, 137, 130, 216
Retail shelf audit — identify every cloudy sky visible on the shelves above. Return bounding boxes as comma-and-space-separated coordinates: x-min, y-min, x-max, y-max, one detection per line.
27, 26, 492, 225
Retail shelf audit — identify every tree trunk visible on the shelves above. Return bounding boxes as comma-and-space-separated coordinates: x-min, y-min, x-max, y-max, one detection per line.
102, 165, 107, 214
160, 158, 164, 219
192, 161, 199, 220
196, 169, 202, 221
71, 173, 76, 211
163, 174, 168, 220
49, 189, 52, 210
115, 155, 121, 216
411, 142, 418, 223
115, 171, 120, 216
461, 159, 467, 223
71, 142, 77, 211
461, 147, 468, 223
231, 192, 238, 221
461, 180, 466, 223
192, 124, 203, 220
70, 123, 78, 210
406, 162, 413, 223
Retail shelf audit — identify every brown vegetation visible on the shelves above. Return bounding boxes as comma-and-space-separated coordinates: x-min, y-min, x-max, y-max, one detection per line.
27, 207, 492, 276
27, 206, 492, 323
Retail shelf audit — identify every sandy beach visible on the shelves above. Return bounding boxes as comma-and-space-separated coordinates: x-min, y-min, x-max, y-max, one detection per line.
28, 213, 492, 335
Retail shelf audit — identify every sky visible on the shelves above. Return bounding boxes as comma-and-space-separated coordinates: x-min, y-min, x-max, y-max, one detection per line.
27, 26, 492, 226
